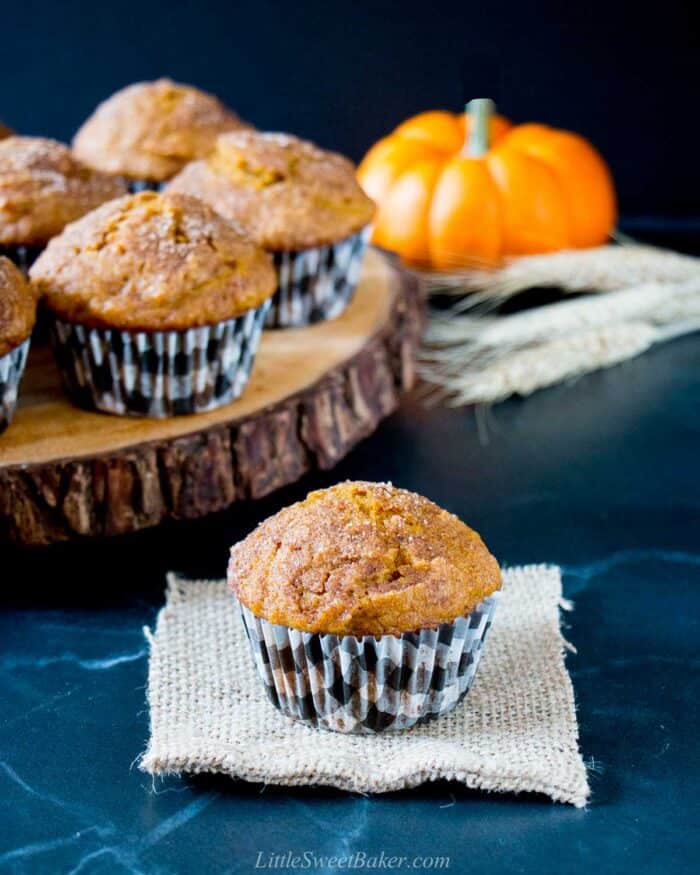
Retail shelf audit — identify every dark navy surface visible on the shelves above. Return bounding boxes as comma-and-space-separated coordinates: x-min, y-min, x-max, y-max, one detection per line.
1, 328, 699, 873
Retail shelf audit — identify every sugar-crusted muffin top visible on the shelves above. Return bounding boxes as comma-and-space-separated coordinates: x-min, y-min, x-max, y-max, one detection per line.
167, 131, 376, 251
0, 256, 36, 356
0, 136, 127, 246
29, 192, 277, 332
228, 481, 501, 636
72, 79, 251, 182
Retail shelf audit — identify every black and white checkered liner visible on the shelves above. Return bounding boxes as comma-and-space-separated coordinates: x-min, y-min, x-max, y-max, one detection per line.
240, 591, 500, 734
0, 244, 44, 273
267, 226, 371, 329
0, 338, 30, 433
49, 300, 270, 417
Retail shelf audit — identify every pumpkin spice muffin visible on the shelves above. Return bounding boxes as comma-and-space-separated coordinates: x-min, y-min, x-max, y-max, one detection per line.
228, 481, 501, 732
0, 136, 126, 271
0, 257, 36, 431
30, 191, 276, 416
168, 131, 376, 327
73, 79, 250, 189
169, 131, 375, 251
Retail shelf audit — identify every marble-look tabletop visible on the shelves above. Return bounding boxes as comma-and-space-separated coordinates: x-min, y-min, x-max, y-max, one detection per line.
1, 330, 698, 874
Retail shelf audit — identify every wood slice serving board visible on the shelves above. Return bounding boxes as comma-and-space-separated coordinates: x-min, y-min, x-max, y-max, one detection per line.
0, 248, 423, 546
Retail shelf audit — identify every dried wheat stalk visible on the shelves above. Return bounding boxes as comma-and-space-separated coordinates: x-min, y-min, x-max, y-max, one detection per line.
419, 245, 700, 406
419, 243, 700, 312
420, 323, 657, 406
425, 276, 700, 354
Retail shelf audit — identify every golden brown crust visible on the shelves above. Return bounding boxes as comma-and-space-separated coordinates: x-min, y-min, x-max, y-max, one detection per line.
0, 123, 12, 140
167, 131, 376, 251
228, 481, 502, 636
0, 256, 36, 356
29, 192, 277, 331
72, 79, 251, 183
0, 137, 127, 246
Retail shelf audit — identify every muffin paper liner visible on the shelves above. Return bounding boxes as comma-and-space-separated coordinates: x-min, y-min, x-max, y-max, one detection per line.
239, 591, 500, 734
0, 338, 30, 433
267, 226, 371, 329
49, 300, 270, 417
0, 244, 44, 273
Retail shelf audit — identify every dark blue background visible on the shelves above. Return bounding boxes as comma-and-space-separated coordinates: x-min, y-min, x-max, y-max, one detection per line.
1, 0, 698, 220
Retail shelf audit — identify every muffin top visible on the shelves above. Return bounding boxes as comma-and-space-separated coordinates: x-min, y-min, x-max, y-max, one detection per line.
72, 79, 250, 182
167, 131, 376, 250
228, 481, 501, 636
29, 192, 277, 331
0, 256, 36, 356
0, 136, 127, 246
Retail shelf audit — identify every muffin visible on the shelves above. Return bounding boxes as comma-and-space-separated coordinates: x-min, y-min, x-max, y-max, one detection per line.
228, 481, 501, 732
0, 257, 36, 431
30, 191, 277, 417
167, 131, 376, 328
0, 136, 127, 271
72, 79, 250, 190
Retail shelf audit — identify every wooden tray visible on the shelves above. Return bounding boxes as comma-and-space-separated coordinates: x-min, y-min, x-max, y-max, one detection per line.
0, 248, 423, 545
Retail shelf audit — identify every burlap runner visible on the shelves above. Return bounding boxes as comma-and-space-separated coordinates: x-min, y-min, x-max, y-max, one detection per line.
140, 565, 589, 807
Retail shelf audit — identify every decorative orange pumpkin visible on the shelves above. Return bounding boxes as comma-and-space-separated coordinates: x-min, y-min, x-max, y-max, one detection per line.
358, 99, 617, 269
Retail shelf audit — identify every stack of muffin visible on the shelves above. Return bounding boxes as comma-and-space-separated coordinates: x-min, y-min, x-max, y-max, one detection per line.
0, 79, 375, 429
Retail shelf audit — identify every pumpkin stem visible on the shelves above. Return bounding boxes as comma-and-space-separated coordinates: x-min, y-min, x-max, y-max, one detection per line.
465, 98, 494, 157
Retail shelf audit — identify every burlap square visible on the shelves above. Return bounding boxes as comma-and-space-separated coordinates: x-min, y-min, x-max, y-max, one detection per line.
140, 565, 589, 806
